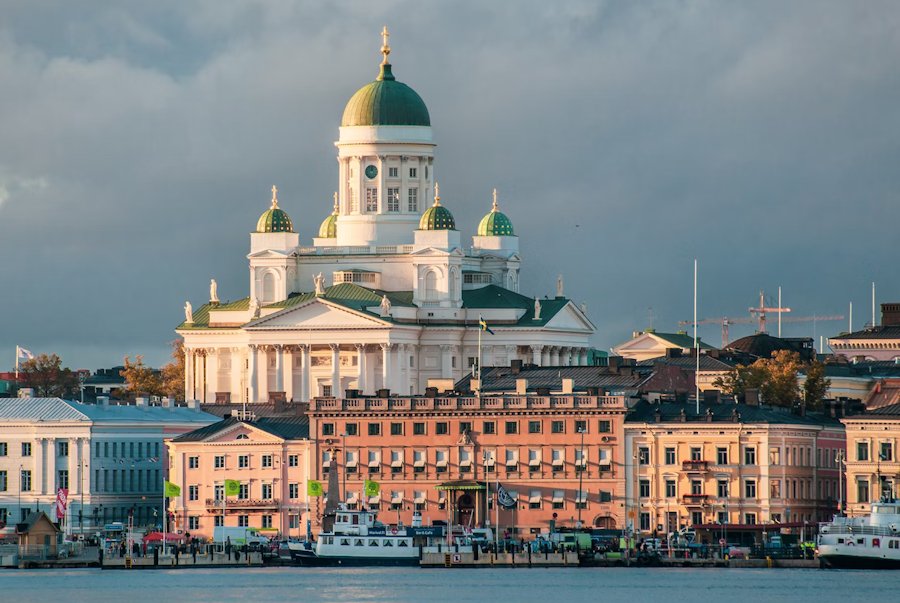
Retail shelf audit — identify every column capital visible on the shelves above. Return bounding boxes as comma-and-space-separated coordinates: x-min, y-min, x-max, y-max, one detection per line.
530, 344, 544, 352
329, 343, 341, 353
298, 343, 311, 353
355, 343, 366, 352
380, 342, 392, 352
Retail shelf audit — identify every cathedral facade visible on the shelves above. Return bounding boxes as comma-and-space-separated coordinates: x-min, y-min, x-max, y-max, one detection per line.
177, 32, 595, 404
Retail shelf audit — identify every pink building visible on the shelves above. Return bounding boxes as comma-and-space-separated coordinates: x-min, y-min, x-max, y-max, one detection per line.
166, 416, 311, 540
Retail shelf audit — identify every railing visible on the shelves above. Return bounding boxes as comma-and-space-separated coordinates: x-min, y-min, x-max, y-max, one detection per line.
204, 498, 280, 509
310, 394, 627, 412
683, 494, 709, 505
296, 244, 414, 256
820, 522, 898, 537
682, 460, 709, 472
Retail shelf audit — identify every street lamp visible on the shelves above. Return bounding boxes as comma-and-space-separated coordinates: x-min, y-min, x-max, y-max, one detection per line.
18, 464, 23, 523
340, 433, 348, 507
577, 427, 585, 532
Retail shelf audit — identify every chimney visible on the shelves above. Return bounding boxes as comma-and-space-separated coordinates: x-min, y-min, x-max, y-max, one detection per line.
608, 356, 622, 371
654, 408, 662, 423
516, 379, 528, 395
665, 348, 682, 359
136, 397, 148, 407
97, 395, 109, 406
161, 397, 172, 408
882, 303, 900, 326
561, 378, 574, 394
18, 387, 34, 398
745, 389, 760, 406
510, 359, 523, 374
186, 399, 199, 411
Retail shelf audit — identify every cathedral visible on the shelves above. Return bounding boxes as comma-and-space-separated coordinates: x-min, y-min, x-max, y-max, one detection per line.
177, 30, 596, 404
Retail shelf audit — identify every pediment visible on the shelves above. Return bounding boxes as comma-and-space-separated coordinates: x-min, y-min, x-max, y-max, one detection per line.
409, 247, 464, 257
614, 333, 664, 352
247, 249, 292, 259
544, 302, 596, 333
204, 422, 284, 443
246, 298, 391, 330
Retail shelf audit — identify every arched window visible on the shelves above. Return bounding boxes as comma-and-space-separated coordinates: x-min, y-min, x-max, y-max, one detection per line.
262, 271, 277, 303
449, 268, 460, 300
424, 270, 438, 301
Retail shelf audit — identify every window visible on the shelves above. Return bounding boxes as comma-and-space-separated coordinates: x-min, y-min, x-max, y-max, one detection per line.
638, 447, 650, 465
0, 442, 6, 456
665, 479, 676, 498
744, 480, 757, 499
529, 490, 541, 509
409, 167, 417, 178
771, 480, 781, 498
744, 447, 756, 465
262, 455, 273, 468
856, 441, 869, 461
238, 455, 250, 469
744, 513, 757, 525
0, 471, 6, 492
57, 470, 69, 490
58, 441, 69, 457
551, 421, 565, 434
188, 456, 199, 469
691, 480, 703, 495
770, 447, 781, 465
639, 479, 650, 498
665, 447, 676, 465
857, 479, 870, 503
189, 516, 200, 530
599, 490, 612, 503
189, 485, 199, 501
238, 484, 249, 499
482, 421, 496, 435
639, 512, 650, 531
716, 447, 728, 465
435, 422, 449, 435
322, 423, 335, 436
528, 421, 541, 434
717, 480, 729, 498
288, 455, 299, 467
289, 483, 299, 499
368, 423, 381, 436
690, 447, 702, 461
289, 515, 300, 529
386, 187, 400, 212
345, 423, 359, 436
575, 420, 587, 434
350, 188, 359, 213
598, 420, 611, 433
365, 187, 378, 212
262, 483, 273, 499
691, 511, 703, 527
214, 515, 223, 527
214, 455, 225, 469
717, 511, 728, 525
390, 423, 404, 436
22, 442, 32, 457
505, 421, 519, 435
21, 470, 32, 491
576, 491, 588, 510
459, 421, 472, 434
408, 187, 418, 212
238, 515, 249, 527
880, 442, 893, 462
413, 422, 426, 436
388, 166, 398, 178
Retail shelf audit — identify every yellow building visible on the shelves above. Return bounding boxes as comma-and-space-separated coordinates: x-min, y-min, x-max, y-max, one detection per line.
841, 402, 900, 516
625, 401, 845, 537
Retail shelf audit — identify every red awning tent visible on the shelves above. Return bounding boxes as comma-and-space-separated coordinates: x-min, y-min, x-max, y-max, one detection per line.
143, 532, 186, 543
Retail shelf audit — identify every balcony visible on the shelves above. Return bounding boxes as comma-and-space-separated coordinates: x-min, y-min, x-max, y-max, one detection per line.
205, 498, 280, 510
683, 494, 709, 506
682, 460, 709, 473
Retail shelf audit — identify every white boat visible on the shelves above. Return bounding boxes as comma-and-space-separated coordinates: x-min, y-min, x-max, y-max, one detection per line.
817, 499, 900, 569
289, 507, 444, 566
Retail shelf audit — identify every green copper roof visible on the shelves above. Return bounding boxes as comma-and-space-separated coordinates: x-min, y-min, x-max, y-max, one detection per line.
341, 63, 430, 127
477, 210, 514, 236
257, 207, 293, 233
419, 202, 456, 231
318, 212, 338, 238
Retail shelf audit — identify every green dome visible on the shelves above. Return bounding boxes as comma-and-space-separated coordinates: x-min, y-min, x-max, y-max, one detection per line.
341, 63, 430, 127
477, 191, 515, 236
419, 187, 456, 230
318, 195, 339, 238
256, 186, 294, 233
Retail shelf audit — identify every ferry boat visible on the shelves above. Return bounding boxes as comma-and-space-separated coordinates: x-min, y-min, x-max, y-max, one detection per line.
289, 507, 444, 566
817, 498, 900, 569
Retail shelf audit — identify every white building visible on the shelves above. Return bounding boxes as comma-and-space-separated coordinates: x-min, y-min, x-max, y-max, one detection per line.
178, 31, 596, 404
0, 397, 216, 538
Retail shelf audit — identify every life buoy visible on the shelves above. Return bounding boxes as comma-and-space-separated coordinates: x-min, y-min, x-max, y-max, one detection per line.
391, 527, 398, 535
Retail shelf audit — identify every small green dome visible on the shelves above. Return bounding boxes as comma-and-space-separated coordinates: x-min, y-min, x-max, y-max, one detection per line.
419, 185, 455, 230
478, 192, 515, 236
341, 62, 430, 127
256, 185, 294, 233
318, 194, 339, 238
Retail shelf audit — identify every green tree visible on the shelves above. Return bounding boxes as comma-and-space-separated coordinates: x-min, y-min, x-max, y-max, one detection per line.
160, 339, 186, 401
19, 353, 78, 397
120, 355, 163, 399
803, 360, 831, 410
713, 363, 768, 398
760, 350, 802, 407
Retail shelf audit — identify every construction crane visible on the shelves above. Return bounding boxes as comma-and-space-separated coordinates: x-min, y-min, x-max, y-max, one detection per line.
679, 291, 844, 347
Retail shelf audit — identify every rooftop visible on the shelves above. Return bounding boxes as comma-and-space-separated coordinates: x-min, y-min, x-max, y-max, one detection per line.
625, 399, 843, 427
172, 415, 310, 442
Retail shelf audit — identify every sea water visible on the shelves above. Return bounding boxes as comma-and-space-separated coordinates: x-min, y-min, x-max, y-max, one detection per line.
1, 566, 891, 603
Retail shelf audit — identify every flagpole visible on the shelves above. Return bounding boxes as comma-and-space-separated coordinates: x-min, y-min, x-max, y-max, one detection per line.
494, 473, 499, 551
15, 346, 19, 380
694, 259, 699, 415
477, 318, 483, 395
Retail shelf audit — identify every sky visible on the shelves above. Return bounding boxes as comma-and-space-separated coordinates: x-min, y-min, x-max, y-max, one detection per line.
1, 0, 898, 371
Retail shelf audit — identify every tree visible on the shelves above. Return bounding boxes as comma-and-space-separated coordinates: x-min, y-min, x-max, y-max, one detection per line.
19, 353, 78, 398
120, 355, 163, 399
803, 360, 831, 410
160, 339, 186, 401
761, 350, 802, 407
713, 363, 768, 399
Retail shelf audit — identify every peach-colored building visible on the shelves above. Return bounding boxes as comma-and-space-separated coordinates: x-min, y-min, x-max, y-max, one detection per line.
841, 402, 900, 516
307, 392, 628, 535
625, 401, 845, 536
166, 416, 311, 540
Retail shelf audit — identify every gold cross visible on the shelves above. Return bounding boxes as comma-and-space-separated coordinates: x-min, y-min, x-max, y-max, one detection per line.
381, 26, 391, 64
271, 184, 278, 207
434, 181, 440, 204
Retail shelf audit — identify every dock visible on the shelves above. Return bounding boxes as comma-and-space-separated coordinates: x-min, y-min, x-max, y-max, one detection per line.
421, 550, 580, 568
101, 550, 265, 570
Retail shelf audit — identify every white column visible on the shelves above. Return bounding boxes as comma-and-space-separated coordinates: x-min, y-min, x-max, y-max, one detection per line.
356, 344, 366, 393
230, 348, 242, 403
541, 347, 551, 366
550, 347, 560, 366
69, 439, 79, 496
440, 344, 452, 379
506, 345, 517, 366
381, 343, 392, 392
579, 348, 588, 366
300, 344, 311, 402
43, 438, 54, 495
257, 346, 269, 402
205, 348, 218, 402
531, 345, 543, 366
247, 345, 258, 403
80, 438, 91, 496
284, 347, 294, 401
330, 344, 341, 396
184, 348, 194, 401
275, 345, 284, 393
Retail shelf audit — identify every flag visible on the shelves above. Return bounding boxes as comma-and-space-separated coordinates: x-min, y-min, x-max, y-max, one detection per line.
364, 479, 380, 497
224, 479, 241, 496
497, 483, 516, 509
55, 488, 68, 520
307, 480, 324, 497
16, 346, 34, 361
164, 480, 181, 498
478, 316, 495, 335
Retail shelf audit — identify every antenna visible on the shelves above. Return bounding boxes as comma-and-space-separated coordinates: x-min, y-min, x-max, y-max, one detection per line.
849, 301, 853, 333
872, 282, 876, 327
778, 286, 782, 337
693, 259, 699, 415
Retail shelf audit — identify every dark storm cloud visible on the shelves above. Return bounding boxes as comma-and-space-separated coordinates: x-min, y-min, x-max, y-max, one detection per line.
1, 0, 898, 368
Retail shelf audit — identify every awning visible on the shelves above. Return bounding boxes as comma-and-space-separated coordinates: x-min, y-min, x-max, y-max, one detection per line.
391, 491, 404, 504
436, 458, 448, 467
391, 460, 403, 468
576, 491, 587, 503
414, 492, 426, 504
552, 490, 564, 503
529, 458, 541, 467
434, 480, 486, 491
368, 494, 381, 503
529, 491, 542, 503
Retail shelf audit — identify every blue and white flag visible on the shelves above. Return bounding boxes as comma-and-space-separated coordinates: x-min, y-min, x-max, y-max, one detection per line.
497, 483, 517, 509
16, 346, 34, 361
